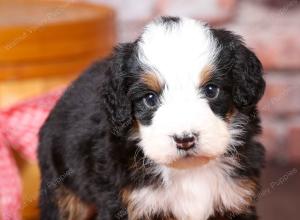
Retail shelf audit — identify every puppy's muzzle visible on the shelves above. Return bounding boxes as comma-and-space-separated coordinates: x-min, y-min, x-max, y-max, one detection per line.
173, 133, 198, 151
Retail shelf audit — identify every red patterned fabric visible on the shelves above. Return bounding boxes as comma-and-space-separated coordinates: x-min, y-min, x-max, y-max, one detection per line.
0, 89, 64, 220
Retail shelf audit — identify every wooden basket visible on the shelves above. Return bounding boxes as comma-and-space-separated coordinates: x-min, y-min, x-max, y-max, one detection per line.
0, 1, 116, 219
0, 0, 116, 107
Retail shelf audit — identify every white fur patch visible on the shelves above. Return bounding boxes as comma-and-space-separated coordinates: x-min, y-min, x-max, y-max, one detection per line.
127, 18, 253, 220
137, 18, 232, 165
128, 159, 253, 220
138, 17, 218, 81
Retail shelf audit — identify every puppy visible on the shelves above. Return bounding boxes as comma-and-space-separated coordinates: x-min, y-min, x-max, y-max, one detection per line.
38, 16, 266, 220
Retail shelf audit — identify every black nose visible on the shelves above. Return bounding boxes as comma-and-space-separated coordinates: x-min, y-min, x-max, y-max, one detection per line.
173, 134, 196, 151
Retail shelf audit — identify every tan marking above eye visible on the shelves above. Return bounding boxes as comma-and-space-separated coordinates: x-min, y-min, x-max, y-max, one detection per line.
199, 65, 213, 86
141, 73, 163, 93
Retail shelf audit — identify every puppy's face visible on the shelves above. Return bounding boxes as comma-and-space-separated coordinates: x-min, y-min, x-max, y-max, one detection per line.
108, 17, 265, 168
130, 18, 229, 167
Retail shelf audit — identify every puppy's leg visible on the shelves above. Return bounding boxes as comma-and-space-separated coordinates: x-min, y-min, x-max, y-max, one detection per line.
209, 212, 258, 220
230, 213, 258, 220
40, 181, 97, 220
55, 186, 97, 220
39, 181, 60, 220
94, 208, 128, 220
95, 211, 127, 220
94, 195, 128, 220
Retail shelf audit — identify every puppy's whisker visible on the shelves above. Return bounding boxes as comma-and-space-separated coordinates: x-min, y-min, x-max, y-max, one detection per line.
227, 145, 238, 158
133, 147, 142, 163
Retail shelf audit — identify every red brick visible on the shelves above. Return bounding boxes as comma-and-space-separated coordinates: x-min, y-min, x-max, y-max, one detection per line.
260, 116, 287, 160
247, 27, 300, 71
226, 1, 300, 70
258, 73, 300, 116
287, 120, 300, 163
155, 0, 237, 25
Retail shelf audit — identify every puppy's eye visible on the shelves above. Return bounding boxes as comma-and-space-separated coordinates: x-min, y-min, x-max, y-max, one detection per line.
143, 93, 159, 108
203, 84, 220, 99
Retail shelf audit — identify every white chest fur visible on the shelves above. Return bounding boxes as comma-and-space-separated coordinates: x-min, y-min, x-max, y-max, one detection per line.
128, 160, 254, 220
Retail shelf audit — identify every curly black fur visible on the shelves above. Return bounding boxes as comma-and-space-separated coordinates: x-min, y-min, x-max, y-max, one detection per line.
38, 18, 265, 220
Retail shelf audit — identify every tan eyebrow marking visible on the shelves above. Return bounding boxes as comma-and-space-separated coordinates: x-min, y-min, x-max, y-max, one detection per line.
141, 73, 163, 93
199, 65, 213, 86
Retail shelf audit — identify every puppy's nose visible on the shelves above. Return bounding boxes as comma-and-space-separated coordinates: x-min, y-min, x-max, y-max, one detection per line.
173, 134, 196, 151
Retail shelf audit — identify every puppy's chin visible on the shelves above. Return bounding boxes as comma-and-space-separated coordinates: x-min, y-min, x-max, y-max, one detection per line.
166, 155, 215, 170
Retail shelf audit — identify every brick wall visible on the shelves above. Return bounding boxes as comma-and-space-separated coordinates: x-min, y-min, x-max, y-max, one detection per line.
226, 1, 300, 164
259, 73, 300, 163
89, 0, 300, 163
88, 0, 235, 41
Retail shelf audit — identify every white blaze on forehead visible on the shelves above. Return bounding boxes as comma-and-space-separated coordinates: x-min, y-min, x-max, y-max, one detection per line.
138, 17, 218, 85
130, 18, 248, 219
135, 18, 231, 165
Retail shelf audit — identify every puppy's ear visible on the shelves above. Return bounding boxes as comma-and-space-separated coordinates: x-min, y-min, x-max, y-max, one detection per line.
231, 41, 266, 108
103, 43, 134, 137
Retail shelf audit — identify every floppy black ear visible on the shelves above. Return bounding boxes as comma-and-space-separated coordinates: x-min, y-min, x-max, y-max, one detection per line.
102, 44, 134, 137
231, 41, 266, 108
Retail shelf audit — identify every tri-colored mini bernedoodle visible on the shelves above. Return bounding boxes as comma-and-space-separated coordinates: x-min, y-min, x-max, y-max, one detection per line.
38, 16, 266, 220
